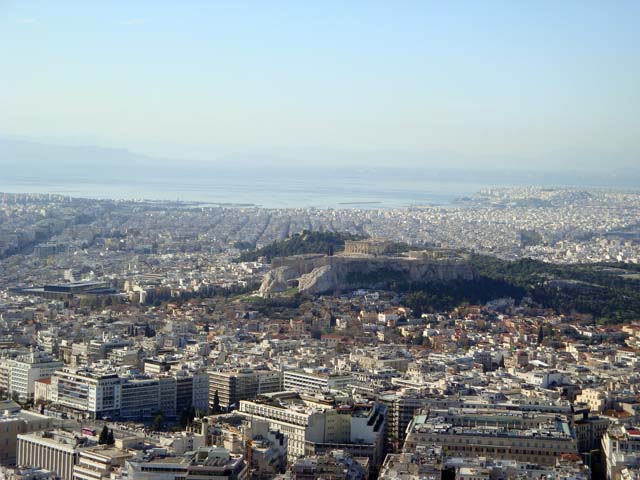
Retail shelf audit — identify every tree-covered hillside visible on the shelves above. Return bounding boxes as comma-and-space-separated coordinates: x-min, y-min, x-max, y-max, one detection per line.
239, 230, 640, 324
236, 230, 366, 262
406, 255, 640, 324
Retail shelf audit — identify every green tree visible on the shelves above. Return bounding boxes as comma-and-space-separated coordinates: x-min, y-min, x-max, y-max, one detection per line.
106, 429, 115, 445
537, 325, 544, 345
212, 390, 221, 414
152, 411, 165, 431
98, 425, 109, 444
179, 408, 190, 428
179, 406, 197, 429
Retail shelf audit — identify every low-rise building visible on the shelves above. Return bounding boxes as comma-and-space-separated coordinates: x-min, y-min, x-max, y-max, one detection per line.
72, 445, 133, 480
0, 407, 53, 465
404, 406, 578, 466
17, 431, 89, 480
124, 447, 247, 480
283, 370, 353, 395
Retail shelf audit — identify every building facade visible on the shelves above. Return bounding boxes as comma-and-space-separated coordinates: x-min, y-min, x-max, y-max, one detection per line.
282, 370, 353, 395
17, 431, 86, 480
6, 351, 63, 402
209, 369, 282, 411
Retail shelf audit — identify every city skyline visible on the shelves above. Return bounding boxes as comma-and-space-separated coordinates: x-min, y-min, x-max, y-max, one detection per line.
1, 3, 640, 479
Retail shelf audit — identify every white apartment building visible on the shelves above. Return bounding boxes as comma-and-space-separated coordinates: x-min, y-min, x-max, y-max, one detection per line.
602, 425, 640, 480
6, 351, 63, 402
50, 367, 207, 420
239, 394, 326, 461
51, 368, 122, 419
282, 370, 353, 394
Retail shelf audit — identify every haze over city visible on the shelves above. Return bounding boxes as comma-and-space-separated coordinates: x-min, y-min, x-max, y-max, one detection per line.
1, 0, 639, 176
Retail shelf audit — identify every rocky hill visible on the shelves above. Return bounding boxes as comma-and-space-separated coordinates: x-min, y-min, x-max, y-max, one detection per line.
259, 252, 476, 295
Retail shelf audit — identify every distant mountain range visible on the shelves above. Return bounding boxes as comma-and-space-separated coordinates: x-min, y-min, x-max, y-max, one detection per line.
1, 135, 638, 190
0, 137, 159, 176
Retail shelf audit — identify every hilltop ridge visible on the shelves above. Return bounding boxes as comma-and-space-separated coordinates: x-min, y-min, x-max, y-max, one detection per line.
259, 243, 475, 295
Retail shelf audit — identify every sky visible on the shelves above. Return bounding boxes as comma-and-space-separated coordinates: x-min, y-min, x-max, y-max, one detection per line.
1, 0, 639, 171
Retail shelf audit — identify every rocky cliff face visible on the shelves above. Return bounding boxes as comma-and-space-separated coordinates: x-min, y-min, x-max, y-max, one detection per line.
259, 266, 300, 294
260, 254, 476, 295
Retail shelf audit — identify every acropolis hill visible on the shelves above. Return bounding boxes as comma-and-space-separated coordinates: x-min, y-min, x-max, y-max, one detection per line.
259, 240, 476, 295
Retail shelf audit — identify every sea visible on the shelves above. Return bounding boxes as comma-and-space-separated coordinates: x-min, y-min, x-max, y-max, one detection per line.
0, 166, 637, 209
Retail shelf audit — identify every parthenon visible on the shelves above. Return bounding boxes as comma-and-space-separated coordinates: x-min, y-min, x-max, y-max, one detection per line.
343, 239, 393, 256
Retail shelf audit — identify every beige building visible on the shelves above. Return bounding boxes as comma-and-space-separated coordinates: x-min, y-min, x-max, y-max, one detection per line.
239, 391, 386, 465
350, 351, 409, 373
0, 405, 53, 465
17, 431, 87, 480
34, 377, 52, 404
72, 445, 133, 480
343, 240, 393, 256
576, 387, 610, 413
289, 320, 306, 336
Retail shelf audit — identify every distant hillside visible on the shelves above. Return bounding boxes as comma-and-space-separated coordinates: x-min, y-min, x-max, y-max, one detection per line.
405, 255, 640, 324
236, 230, 367, 262
246, 233, 640, 324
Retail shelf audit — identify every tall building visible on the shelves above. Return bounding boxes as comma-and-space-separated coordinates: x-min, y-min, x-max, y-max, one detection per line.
209, 369, 282, 411
119, 377, 163, 420
6, 351, 63, 402
176, 374, 195, 414
174, 371, 209, 414
192, 371, 210, 412
50, 368, 122, 420
379, 388, 430, 453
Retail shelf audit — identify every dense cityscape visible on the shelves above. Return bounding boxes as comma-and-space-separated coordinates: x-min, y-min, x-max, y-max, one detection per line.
4, 0, 639, 477
0, 187, 638, 480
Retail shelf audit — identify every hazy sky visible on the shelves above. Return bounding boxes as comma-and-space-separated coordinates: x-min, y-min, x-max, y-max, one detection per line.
1, 1, 639, 170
